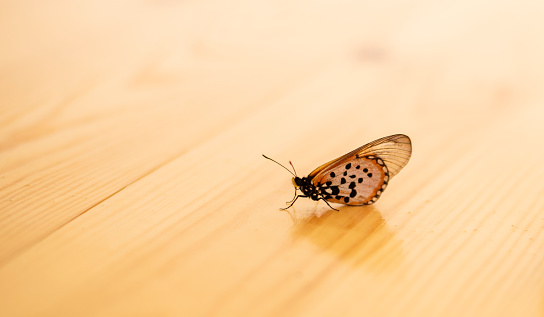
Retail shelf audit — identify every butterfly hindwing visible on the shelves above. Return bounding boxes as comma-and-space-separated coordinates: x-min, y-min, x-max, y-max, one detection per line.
315, 156, 389, 205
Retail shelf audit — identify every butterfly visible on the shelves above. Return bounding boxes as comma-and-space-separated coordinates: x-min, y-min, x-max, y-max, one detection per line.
263, 134, 412, 210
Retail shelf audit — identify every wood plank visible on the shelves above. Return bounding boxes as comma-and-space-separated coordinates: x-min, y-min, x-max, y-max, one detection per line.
1, 0, 544, 316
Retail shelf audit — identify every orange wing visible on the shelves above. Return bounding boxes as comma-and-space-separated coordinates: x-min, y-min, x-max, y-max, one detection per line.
309, 134, 412, 184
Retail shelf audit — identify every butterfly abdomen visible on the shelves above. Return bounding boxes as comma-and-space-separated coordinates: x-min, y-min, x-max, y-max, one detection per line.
296, 176, 321, 201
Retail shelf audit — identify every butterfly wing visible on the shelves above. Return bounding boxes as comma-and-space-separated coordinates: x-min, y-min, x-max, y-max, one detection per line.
309, 134, 411, 179
317, 155, 389, 205
310, 134, 411, 205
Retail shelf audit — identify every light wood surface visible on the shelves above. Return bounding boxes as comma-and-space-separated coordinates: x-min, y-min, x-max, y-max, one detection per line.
1, 1, 544, 316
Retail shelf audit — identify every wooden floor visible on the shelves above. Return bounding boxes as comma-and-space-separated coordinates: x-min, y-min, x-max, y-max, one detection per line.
1, 1, 544, 316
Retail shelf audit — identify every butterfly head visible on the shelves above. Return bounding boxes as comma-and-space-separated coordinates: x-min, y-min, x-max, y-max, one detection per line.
292, 176, 303, 188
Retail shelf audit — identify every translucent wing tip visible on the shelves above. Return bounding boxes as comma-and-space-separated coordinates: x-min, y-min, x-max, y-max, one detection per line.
376, 134, 412, 177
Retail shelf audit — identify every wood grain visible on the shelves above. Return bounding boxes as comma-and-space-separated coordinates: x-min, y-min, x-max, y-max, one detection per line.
1, 1, 544, 316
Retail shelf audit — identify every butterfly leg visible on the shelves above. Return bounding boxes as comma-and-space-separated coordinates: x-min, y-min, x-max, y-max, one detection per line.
319, 198, 339, 211
281, 195, 307, 210
286, 188, 298, 204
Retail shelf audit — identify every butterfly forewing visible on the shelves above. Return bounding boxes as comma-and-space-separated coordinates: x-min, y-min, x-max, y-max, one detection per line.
309, 134, 411, 179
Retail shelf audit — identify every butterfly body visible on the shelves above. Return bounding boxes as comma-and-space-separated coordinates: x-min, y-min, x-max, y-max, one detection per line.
265, 134, 411, 210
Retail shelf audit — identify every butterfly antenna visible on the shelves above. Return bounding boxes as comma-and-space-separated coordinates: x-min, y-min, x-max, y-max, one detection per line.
262, 154, 296, 177
289, 161, 298, 177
